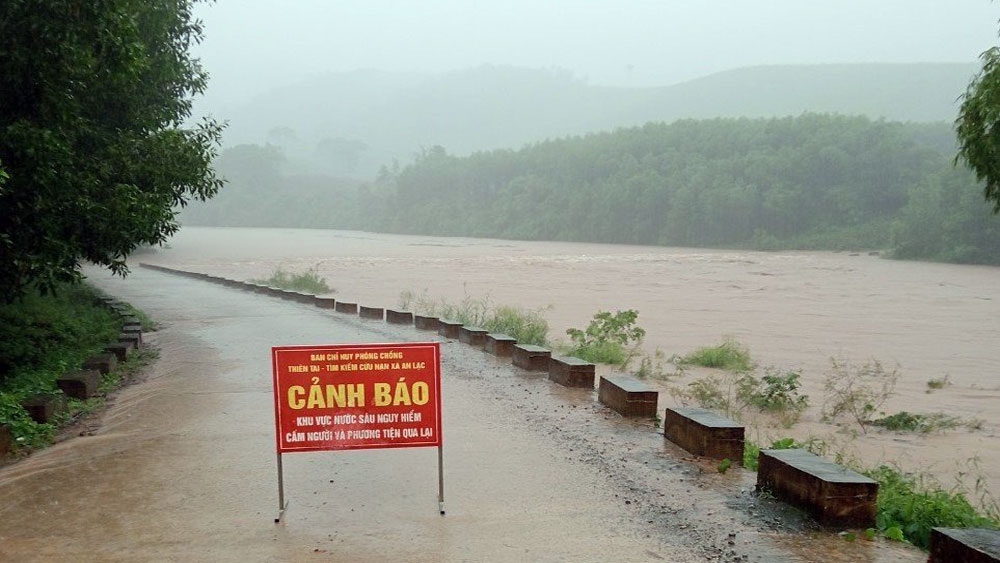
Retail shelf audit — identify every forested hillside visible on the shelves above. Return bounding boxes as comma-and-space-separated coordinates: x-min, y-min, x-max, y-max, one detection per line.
212, 63, 977, 178
181, 114, 1000, 265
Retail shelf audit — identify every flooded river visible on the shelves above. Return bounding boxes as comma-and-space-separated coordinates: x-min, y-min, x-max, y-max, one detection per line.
1, 225, 994, 561
144, 227, 1000, 504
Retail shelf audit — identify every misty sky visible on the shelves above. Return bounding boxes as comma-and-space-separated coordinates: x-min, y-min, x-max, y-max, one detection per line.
192, 0, 999, 111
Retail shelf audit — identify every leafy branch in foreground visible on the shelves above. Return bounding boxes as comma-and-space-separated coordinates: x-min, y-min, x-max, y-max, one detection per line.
0, 1, 225, 299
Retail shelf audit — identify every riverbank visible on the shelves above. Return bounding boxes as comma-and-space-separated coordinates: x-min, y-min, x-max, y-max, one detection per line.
140, 226, 1000, 511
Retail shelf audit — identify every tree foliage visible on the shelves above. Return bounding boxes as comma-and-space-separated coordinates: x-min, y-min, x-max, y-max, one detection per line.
361, 115, 1000, 263
0, 0, 224, 298
957, 46, 1000, 213
185, 115, 1000, 265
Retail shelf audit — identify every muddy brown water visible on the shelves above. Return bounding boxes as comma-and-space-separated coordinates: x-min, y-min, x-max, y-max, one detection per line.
0, 225, 991, 561
150, 227, 1000, 498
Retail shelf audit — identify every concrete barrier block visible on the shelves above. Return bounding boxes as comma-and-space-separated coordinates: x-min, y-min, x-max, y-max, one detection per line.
458, 326, 488, 348
314, 296, 336, 309
598, 375, 658, 417
930, 528, 1000, 563
756, 448, 878, 528
294, 292, 316, 304
414, 315, 439, 331
104, 342, 133, 362
0, 425, 11, 454
335, 301, 358, 314
512, 344, 551, 371
57, 369, 102, 400
21, 394, 67, 424
485, 334, 517, 357
438, 319, 462, 339
118, 327, 142, 348
386, 309, 414, 324
663, 407, 744, 464
359, 305, 384, 320
548, 356, 596, 388
84, 353, 117, 375
118, 332, 142, 348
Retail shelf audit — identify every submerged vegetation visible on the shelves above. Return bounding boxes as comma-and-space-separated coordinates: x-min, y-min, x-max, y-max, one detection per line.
251, 266, 333, 294
678, 338, 754, 372
821, 358, 900, 434
398, 290, 549, 346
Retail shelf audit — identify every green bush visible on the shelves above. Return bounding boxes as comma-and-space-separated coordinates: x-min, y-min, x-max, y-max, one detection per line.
745, 435, 1000, 550
0, 283, 122, 449
566, 309, 645, 367
867, 465, 999, 549
738, 369, 809, 425
0, 284, 119, 387
672, 366, 808, 425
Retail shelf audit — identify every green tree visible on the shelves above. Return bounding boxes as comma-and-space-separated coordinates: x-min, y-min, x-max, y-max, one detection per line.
0, 0, 224, 298
957, 46, 1000, 212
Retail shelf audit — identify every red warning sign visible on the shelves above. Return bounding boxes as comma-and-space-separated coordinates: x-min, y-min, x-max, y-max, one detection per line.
272, 342, 441, 453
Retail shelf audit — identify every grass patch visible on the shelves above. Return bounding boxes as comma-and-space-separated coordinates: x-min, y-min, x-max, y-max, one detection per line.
679, 338, 753, 372
399, 291, 549, 346
0, 283, 123, 450
251, 266, 333, 294
486, 305, 549, 347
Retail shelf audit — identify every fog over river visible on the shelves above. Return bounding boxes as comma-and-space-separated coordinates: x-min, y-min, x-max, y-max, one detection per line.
143, 226, 1000, 506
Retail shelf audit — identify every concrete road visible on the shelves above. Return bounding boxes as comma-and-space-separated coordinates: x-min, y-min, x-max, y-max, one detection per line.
0, 266, 922, 562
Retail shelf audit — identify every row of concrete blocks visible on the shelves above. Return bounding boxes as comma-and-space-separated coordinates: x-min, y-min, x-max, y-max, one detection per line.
133, 265, 1000, 558
0, 297, 145, 457
137, 263, 662, 420
663, 407, 879, 528
663, 408, 1000, 561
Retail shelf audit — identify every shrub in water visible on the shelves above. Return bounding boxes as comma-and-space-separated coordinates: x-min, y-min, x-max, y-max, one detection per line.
566, 309, 645, 367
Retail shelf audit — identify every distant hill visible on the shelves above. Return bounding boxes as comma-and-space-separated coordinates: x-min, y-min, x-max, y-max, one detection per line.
211, 63, 978, 178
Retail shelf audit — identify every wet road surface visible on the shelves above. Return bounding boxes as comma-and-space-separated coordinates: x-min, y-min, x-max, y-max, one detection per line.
0, 266, 923, 562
